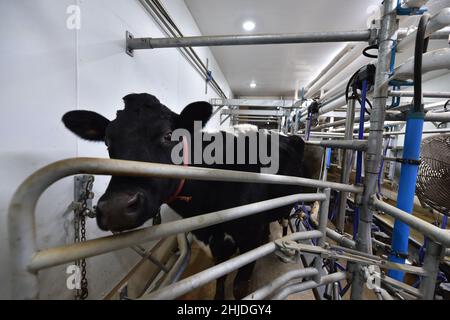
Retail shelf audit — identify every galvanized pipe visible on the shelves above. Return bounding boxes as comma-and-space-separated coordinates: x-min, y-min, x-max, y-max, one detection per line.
311, 109, 450, 131
313, 188, 331, 283
351, 0, 398, 300
419, 240, 444, 300
398, 27, 450, 40
386, 111, 450, 122
371, 197, 450, 247
300, 95, 347, 122
379, 273, 422, 298
337, 98, 356, 232
271, 272, 347, 300
158, 233, 191, 287
127, 30, 372, 50
326, 228, 357, 249
388, 90, 450, 98
305, 139, 367, 151
29, 193, 325, 272
140, 231, 323, 300
307, 128, 450, 138
243, 267, 319, 300
317, 189, 331, 249
384, 128, 450, 136
9, 156, 339, 299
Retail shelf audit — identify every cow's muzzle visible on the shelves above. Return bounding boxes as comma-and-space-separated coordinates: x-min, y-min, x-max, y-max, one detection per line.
95, 191, 147, 232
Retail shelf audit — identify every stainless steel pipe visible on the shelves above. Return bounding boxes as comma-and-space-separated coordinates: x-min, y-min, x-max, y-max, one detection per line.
351, 0, 398, 300
419, 240, 444, 300
8, 158, 340, 299
30, 193, 325, 272
388, 90, 450, 98
371, 197, 450, 247
337, 98, 356, 232
140, 231, 323, 300
127, 30, 372, 50
243, 267, 319, 300
305, 139, 367, 151
271, 272, 347, 300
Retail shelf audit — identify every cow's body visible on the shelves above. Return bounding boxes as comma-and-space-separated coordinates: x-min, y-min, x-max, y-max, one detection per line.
62, 93, 311, 299
168, 130, 306, 298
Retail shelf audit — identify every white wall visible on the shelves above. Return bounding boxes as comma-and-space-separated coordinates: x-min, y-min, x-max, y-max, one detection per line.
0, 0, 231, 299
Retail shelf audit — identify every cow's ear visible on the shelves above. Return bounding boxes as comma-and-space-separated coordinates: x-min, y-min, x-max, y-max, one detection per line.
62, 110, 110, 141
177, 101, 212, 131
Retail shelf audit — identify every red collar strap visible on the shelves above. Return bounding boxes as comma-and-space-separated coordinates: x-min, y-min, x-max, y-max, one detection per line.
166, 136, 191, 204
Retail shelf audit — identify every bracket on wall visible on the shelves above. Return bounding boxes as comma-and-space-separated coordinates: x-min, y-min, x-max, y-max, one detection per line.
126, 31, 134, 57
74, 175, 95, 218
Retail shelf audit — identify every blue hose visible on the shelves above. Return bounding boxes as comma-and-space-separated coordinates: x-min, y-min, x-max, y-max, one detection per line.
388, 112, 425, 281
325, 147, 332, 169
442, 215, 448, 229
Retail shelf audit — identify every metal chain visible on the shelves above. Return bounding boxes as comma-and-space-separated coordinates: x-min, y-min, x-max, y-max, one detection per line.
74, 176, 94, 300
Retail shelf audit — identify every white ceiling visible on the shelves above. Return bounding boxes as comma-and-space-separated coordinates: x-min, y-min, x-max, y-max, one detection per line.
184, 0, 383, 97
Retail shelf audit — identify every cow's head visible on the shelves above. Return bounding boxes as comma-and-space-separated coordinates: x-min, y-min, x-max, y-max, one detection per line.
62, 93, 212, 232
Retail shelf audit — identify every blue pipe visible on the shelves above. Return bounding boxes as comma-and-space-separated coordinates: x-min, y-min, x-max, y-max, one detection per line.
388, 111, 425, 281
325, 147, 332, 169
353, 80, 368, 239
442, 215, 448, 229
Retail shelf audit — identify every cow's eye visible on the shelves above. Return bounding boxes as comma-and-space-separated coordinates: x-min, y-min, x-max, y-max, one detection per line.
163, 131, 172, 142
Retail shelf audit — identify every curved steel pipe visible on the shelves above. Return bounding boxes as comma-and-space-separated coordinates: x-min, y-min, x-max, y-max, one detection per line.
139, 231, 323, 300
9, 157, 338, 299
244, 268, 319, 300
371, 197, 450, 247
271, 272, 347, 300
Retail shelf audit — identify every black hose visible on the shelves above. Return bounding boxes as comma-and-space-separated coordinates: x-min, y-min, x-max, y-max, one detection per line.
413, 14, 430, 113
362, 44, 379, 58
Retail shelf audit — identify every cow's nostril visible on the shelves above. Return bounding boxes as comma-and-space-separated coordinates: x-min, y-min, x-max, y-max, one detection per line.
126, 192, 143, 213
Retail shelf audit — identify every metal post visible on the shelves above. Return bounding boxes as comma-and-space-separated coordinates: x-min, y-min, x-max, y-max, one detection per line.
337, 98, 356, 232
314, 188, 331, 282
419, 240, 443, 300
351, 0, 398, 300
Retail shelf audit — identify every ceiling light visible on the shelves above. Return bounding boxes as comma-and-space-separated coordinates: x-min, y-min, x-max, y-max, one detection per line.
242, 21, 255, 31
250, 82, 256, 88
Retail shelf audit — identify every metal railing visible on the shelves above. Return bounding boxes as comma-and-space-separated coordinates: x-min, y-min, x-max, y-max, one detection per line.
8, 157, 344, 299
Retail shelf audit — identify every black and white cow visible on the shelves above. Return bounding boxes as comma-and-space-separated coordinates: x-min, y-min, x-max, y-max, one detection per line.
62, 93, 317, 299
